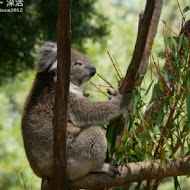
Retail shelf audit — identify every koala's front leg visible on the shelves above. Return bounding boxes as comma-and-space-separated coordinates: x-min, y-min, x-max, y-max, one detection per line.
68, 91, 131, 128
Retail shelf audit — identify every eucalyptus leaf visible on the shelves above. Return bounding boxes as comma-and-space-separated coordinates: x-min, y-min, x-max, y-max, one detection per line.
183, 6, 190, 14
186, 91, 190, 123
174, 176, 181, 190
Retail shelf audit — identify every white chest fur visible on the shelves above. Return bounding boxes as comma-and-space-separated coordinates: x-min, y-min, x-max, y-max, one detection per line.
69, 82, 83, 95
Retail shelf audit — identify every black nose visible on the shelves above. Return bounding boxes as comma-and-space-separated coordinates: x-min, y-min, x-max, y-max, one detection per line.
90, 66, 96, 77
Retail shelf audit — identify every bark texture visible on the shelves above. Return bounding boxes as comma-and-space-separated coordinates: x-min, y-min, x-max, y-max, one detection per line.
53, 0, 71, 189
137, 0, 163, 86
116, 0, 163, 147
69, 156, 190, 189
120, 0, 157, 94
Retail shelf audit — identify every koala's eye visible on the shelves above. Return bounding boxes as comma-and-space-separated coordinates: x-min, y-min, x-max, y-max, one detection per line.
74, 60, 82, 66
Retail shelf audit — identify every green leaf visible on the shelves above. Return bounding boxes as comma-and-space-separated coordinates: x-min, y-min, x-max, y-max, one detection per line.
178, 34, 184, 51
170, 36, 178, 51
116, 120, 125, 136
168, 72, 180, 84
147, 143, 152, 157
161, 158, 166, 171
183, 6, 190, 14
122, 133, 128, 145
160, 145, 165, 160
186, 91, 190, 123
132, 92, 140, 116
143, 81, 154, 97
183, 38, 189, 52
128, 116, 135, 132
135, 182, 142, 190
187, 171, 190, 178
153, 110, 163, 135
154, 83, 161, 100
174, 176, 181, 190
164, 36, 172, 52
129, 149, 136, 155
163, 72, 169, 84
146, 101, 155, 110
159, 80, 164, 92
162, 97, 169, 113
83, 93, 90, 97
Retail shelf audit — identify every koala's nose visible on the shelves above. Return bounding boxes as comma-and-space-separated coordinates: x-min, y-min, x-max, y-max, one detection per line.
90, 66, 96, 77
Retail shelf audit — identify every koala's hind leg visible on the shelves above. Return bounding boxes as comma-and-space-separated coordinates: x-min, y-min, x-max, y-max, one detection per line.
68, 125, 110, 180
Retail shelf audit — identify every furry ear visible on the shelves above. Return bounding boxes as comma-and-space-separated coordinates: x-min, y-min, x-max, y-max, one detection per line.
37, 42, 57, 72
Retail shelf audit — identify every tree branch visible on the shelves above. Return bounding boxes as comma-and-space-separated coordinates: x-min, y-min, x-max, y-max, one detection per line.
136, 0, 163, 86
69, 156, 190, 189
115, 0, 163, 161
120, 0, 157, 94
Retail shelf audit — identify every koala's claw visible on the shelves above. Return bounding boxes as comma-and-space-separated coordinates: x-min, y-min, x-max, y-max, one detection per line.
108, 88, 120, 100
107, 89, 112, 95
107, 164, 120, 178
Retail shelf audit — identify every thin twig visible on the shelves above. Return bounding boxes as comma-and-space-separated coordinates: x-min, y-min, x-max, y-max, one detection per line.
97, 73, 114, 89
107, 51, 122, 80
161, 20, 179, 36
90, 81, 108, 97
92, 84, 111, 88
20, 173, 27, 190
86, 88, 108, 94
113, 55, 124, 78
16, 172, 27, 190
176, 0, 185, 24
115, 74, 119, 83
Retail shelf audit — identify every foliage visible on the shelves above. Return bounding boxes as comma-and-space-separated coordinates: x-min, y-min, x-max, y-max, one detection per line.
0, 0, 109, 83
0, 71, 41, 190
105, 7, 190, 190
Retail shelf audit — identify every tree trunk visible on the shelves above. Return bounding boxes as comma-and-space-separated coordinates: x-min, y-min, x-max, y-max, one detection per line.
53, 0, 72, 189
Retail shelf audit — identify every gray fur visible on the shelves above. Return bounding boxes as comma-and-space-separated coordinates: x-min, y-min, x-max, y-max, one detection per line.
22, 42, 129, 181
37, 42, 57, 72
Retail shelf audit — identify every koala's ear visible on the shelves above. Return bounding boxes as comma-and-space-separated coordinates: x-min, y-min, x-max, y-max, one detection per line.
37, 42, 57, 72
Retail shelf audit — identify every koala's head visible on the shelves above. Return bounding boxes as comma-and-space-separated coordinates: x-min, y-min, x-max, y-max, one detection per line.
70, 49, 96, 86
37, 41, 96, 86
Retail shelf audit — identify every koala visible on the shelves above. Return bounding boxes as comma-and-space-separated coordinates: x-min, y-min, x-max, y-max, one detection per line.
22, 42, 129, 181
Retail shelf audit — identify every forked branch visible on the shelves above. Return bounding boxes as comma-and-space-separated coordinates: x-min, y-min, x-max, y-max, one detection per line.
120, 0, 162, 94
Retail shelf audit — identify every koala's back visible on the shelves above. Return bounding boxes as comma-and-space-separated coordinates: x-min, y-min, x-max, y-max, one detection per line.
22, 74, 55, 177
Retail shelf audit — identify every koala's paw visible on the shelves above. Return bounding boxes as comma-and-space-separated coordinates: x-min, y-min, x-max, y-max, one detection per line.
108, 89, 121, 100
93, 163, 120, 178
92, 163, 119, 177
105, 163, 120, 178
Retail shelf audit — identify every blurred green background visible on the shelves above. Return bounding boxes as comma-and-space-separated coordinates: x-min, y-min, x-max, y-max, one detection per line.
0, 0, 190, 189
